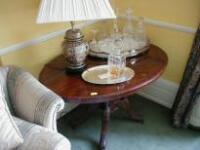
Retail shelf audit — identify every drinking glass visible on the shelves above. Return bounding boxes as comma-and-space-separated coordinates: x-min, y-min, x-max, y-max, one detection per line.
108, 53, 126, 79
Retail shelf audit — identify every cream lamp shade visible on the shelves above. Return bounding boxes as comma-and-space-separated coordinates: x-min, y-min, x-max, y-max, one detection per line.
37, 0, 116, 24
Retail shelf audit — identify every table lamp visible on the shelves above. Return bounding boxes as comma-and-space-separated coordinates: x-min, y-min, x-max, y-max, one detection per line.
37, 0, 116, 72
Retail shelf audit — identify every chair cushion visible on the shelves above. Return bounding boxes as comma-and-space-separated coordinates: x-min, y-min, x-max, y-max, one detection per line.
14, 117, 71, 150
0, 85, 23, 149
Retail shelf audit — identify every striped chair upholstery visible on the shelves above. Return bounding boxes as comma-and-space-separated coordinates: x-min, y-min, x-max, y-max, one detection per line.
0, 66, 74, 149
14, 117, 71, 150
4, 66, 78, 131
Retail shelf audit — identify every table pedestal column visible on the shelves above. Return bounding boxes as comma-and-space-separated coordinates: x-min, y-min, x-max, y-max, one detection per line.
99, 98, 144, 150
99, 102, 111, 150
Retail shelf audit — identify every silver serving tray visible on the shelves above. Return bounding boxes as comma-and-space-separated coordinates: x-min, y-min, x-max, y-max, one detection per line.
89, 36, 150, 58
81, 65, 135, 85
89, 46, 149, 58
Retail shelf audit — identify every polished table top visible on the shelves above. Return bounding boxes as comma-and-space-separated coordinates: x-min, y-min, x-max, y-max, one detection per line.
39, 44, 168, 104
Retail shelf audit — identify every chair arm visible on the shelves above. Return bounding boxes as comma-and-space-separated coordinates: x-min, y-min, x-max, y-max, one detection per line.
7, 66, 64, 131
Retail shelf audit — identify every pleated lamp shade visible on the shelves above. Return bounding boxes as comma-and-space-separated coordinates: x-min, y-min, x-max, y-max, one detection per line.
37, 0, 116, 24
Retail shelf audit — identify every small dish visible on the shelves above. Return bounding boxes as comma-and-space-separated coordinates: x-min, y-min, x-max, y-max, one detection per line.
81, 65, 135, 85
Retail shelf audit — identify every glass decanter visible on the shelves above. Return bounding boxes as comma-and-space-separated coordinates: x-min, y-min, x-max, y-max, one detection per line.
135, 17, 147, 45
110, 7, 121, 38
89, 29, 98, 51
123, 8, 135, 36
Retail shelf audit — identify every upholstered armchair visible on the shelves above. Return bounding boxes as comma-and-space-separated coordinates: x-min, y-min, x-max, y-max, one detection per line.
0, 66, 72, 149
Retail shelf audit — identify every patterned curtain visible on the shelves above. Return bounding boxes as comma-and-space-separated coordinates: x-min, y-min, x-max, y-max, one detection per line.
172, 26, 200, 128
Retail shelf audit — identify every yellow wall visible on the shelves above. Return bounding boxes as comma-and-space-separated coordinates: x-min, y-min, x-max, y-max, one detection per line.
1, 36, 63, 77
109, 0, 199, 83
0, 0, 199, 83
0, 0, 68, 48
112, 0, 199, 28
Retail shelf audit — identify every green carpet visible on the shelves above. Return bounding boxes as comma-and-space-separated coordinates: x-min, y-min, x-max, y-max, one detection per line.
58, 95, 200, 150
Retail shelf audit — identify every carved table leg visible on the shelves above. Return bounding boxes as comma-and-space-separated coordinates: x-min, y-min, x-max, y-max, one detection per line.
120, 98, 144, 123
99, 102, 111, 150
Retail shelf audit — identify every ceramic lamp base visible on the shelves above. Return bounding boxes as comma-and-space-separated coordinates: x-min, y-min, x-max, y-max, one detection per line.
62, 28, 89, 74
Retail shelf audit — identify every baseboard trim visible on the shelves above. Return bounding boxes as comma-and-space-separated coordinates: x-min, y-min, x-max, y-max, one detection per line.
137, 78, 179, 108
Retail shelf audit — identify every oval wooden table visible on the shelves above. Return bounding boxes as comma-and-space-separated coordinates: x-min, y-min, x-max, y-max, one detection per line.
39, 44, 168, 150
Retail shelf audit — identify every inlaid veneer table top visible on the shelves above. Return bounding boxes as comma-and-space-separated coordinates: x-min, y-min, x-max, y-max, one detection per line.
39, 44, 168, 150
